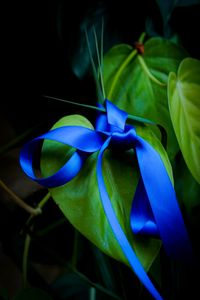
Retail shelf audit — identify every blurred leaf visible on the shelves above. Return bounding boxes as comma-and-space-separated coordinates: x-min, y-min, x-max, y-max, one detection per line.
155, 0, 175, 29
51, 272, 90, 299
41, 113, 174, 271
156, 0, 200, 28
168, 58, 200, 184
70, 3, 106, 79
13, 288, 53, 300
103, 37, 187, 159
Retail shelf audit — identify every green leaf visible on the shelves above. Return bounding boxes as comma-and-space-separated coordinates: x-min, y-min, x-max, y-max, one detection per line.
41, 114, 174, 271
103, 37, 187, 159
13, 288, 53, 300
168, 57, 200, 184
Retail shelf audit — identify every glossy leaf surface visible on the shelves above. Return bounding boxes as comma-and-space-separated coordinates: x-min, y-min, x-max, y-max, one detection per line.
103, 37, 187, 158
168, 58, 200, 184
41, 114, 174, 270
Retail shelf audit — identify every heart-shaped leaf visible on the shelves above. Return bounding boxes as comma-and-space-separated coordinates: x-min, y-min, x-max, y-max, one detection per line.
168, 57, 200, 184
103, 37, 187, 159
41, 113, 173, 271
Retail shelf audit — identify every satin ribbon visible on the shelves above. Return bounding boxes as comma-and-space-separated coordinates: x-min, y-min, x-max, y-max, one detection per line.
20, 99, 192, 300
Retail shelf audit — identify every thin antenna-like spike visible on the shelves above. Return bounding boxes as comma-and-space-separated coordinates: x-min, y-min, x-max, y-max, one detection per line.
84, 27, 103, 102
100, 18, 106, 99
92, 25, 105, 101
43, 95, 105, 113
43, 95, 155, 125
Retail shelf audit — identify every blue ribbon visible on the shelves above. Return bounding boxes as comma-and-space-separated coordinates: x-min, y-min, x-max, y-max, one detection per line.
20, 100, 192, 300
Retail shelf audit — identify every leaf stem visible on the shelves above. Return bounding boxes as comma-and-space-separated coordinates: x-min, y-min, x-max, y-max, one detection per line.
38, 192, 51, 208
0, 180, 41, 216
22, 192, 51, 286
25, 192, 51, 227
107, 31, 146, 100
137, 55, 166, 86
107, 49, 137, 100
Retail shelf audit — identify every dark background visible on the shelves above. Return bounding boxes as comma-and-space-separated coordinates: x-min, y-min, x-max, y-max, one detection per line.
1, 1, 200, 299
4, 0, 200, 128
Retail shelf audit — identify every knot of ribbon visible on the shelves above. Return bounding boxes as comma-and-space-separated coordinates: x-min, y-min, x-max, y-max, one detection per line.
20, 100, 192, 300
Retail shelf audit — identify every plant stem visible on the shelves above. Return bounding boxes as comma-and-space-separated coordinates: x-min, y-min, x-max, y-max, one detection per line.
138, 32, 146, 43
38, 192, 51, 208
107, 31, 146, 100
25, 192, 51, 227
0, 180, 41, 216
137, 55, 166, 86
23, 228, 32, 288
89, 287, 96, 300
107, 49, 137, 100
22, 192, 51, 286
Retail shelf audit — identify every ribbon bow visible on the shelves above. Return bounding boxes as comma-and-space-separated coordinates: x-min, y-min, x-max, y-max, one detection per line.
20, 100, 192, 300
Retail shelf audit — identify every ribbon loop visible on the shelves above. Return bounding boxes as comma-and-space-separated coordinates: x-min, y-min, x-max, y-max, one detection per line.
105, 99, 128, 131
19, 99, 193, 300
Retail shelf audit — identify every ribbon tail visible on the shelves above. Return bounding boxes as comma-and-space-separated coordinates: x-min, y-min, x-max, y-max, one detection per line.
135, 136, 193, 261
97, 138, 163, 300
131, 178, 159, 237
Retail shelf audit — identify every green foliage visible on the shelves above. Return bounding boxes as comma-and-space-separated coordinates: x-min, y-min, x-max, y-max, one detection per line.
103, 37, 187, 159
2, 2, 200, 299
168, 58, 200, 184
41, 112, 174, 271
